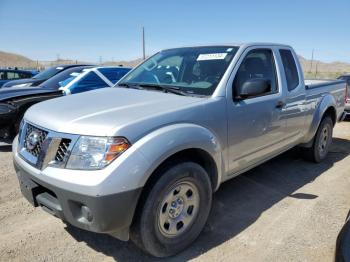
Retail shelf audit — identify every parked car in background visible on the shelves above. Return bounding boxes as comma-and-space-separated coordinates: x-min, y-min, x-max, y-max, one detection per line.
337, 75, 350, 117
1, 64, 91, 88
0, 66, 131, 144
59, 66, 131, 95
12, 43, 346, 257
0, 69, 37, 87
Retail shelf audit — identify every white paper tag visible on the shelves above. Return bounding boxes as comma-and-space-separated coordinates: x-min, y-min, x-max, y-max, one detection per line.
56, 67, 64, 70
197, 53, 227, 61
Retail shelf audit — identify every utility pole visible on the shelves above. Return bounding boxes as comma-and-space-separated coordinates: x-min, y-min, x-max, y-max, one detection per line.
142, 26, 146, 60
315, 62, 318, 78
99, 56, 102, 65
309, 49, 314, 73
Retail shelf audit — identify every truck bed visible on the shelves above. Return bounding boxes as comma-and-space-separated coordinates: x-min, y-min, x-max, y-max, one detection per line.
304, 79, 345, 89
304, 79, 346, 124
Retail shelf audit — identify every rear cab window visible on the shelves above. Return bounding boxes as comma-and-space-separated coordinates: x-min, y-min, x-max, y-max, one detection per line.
279, 49, 300, 91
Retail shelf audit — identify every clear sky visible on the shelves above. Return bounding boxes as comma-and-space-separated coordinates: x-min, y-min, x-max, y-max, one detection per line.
0, 0, 349, 63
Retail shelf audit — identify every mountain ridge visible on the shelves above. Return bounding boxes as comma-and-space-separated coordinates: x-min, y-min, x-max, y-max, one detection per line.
1, 50, 349, 78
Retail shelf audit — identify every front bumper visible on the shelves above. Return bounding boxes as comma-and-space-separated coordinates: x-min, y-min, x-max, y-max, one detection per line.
13, 160, 142, 240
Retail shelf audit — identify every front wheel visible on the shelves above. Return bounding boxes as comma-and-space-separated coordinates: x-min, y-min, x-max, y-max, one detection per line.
302, 116, 333, 163
130, 162, 212, 257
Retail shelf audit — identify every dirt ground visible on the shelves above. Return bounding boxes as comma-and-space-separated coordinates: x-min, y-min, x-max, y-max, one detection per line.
0, 122, 350, 262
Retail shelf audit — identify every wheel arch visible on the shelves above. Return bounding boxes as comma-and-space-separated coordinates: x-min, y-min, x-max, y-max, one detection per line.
130, 147, 219, 232
301, 94, 337, 146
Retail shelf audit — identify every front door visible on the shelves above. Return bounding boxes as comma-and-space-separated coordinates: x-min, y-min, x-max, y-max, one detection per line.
227, 48, 287, 174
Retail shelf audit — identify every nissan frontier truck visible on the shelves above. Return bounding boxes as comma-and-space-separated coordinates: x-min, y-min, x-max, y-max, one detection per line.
12, 43, 347, 257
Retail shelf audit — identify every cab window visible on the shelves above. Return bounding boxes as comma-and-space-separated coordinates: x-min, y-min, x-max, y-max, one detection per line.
279, 49, 299, 91
233, 49, 278, 99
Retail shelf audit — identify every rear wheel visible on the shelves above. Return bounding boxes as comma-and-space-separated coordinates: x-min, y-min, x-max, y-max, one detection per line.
302, 116, 333, 163
130, 162, 212, 257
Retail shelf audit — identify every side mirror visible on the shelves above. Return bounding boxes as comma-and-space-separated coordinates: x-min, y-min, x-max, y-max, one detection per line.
236, 78, 270, 100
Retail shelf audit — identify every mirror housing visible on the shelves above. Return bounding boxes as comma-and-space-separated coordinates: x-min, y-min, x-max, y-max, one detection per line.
235, 78, 270, 100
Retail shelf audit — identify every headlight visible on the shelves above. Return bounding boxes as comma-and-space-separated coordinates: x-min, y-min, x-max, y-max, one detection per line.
66, 136, 130, 170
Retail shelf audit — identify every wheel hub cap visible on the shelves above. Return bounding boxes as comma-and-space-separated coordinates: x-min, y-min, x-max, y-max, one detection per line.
158, 181, 200, 238
319, 126, 329, 154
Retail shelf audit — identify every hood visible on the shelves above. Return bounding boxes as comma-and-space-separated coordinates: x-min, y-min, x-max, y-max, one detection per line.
1, 78, 44, 88
25, 88, 204, 137
0, 86, 59, 101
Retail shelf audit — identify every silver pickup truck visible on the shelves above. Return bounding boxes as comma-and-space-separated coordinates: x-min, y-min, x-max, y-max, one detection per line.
13, 43, 347, 257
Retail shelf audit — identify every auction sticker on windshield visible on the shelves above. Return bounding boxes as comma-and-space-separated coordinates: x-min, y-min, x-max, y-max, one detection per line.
197, 53, 227, 61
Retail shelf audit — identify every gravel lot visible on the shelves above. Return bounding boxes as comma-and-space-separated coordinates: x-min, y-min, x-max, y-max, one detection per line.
0, 122, 350, 262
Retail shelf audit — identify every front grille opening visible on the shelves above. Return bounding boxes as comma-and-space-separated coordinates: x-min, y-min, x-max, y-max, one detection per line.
55, 139, 71, 162
24, 124, 48, 158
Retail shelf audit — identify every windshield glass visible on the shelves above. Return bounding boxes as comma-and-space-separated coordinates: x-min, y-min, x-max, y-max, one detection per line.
119, 46, 239, 96
33, 66, 64, 80
40, 66, 90, 89
58, 72, 82, 87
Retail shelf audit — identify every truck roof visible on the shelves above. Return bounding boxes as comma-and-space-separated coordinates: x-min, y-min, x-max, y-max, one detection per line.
161, 42, 293, 52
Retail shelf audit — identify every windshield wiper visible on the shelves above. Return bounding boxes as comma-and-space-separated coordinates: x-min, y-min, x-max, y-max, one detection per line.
137, 83, 189, 96
118, 82, 191, 96
117, 83, 144, 90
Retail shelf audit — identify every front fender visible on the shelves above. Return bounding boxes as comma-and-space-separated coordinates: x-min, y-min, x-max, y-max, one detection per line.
133, 123, 224, 191
303, 94, 336, 144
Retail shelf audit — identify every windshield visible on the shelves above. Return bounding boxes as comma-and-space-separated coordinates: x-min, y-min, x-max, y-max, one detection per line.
33, 66, 64, 80
58, 71, 82, 87
119, 46, 239, 96
40, 66, 90, 89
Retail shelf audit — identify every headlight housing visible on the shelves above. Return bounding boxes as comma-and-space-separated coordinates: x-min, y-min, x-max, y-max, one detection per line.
66, 136, 130, 170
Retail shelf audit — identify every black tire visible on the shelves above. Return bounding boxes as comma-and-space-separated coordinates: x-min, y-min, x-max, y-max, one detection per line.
130, 162, 212, 257
302, 116, 333, 163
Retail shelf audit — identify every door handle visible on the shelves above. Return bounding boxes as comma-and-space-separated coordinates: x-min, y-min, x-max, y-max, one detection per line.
276, 101, 285, 109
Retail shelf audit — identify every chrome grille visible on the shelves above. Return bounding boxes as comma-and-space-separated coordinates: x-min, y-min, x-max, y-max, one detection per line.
24, 124, 48, 158
55, 139, 71, 162
18, 121, 78, 170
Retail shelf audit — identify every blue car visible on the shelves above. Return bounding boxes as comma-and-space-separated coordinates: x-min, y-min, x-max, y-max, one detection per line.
0, 66, 131, 143
0, 69, 36, 87
59, 66, 132, 94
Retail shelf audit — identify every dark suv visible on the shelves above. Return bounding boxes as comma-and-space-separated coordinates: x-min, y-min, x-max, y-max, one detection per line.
0, 69, 36, 87
1, 64, 92, 88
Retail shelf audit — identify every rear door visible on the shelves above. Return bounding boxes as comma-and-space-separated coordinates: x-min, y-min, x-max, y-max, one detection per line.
226, 47, 287, 174
278, 48, 307, 143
